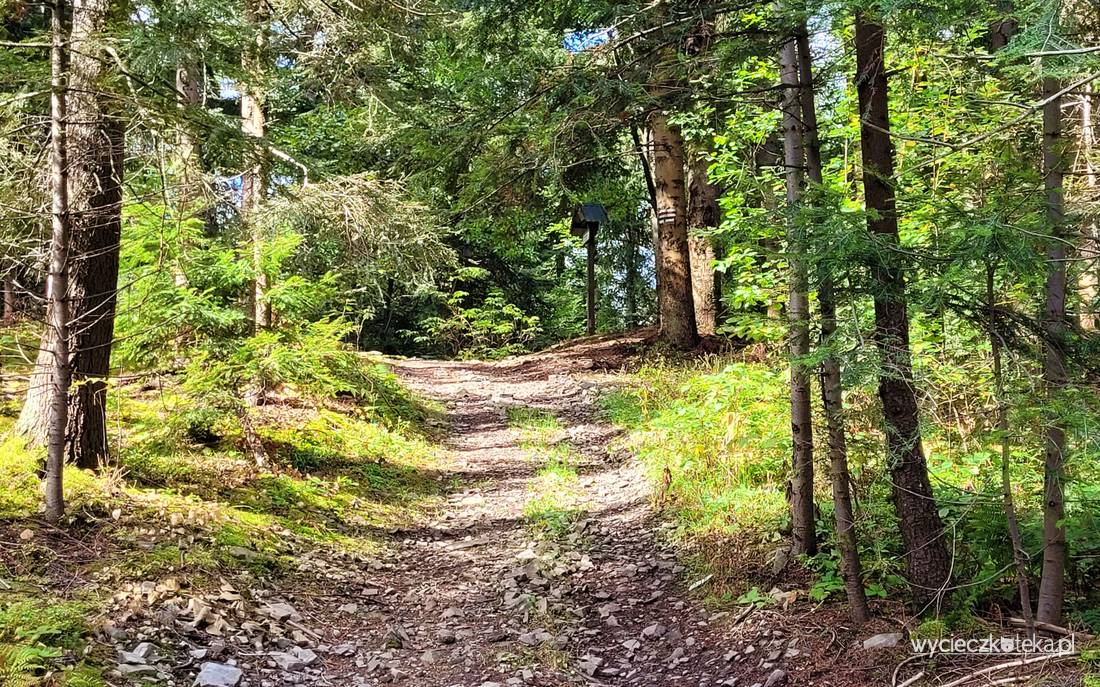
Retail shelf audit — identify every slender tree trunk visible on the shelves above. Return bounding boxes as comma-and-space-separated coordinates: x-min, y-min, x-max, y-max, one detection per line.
44, 0, 70, 523
796, 30, 823, 187
984, 7, 1033, 629
625, 227, 639, 328
819, 281, 869, 621
688, 156, 720, 337
986, 262, 1034, 634
649, 111, 698, 349
759, 174, 783, 323
242, 0, 270, 330
1037, 75, 1067, 626
237, 406, 267, 468
1078, 94, 1099, 330
855, 14, 950, 608
634, 125, 662, 314
780, 35, 816, 556
2, 276, 14, 321
18, 0, 124, 472
797, 25, 869, 622
650, 205, 661, 316
380, 276, 396, 351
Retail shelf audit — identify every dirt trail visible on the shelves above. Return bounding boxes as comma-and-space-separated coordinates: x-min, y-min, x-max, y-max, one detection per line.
232, 334, 1084, 687
316, 333, 761, 687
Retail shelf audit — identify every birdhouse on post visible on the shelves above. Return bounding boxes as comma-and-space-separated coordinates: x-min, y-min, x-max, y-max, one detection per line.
570, 203, 609, 336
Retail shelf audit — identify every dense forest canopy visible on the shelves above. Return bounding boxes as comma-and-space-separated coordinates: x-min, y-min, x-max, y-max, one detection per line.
1, 0, 1100, 684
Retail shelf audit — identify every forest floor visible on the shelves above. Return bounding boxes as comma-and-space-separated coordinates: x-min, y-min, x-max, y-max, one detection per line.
0, 331, 1090, 687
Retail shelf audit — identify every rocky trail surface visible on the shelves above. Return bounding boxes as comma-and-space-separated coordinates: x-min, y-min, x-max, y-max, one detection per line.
313, 333, 775, 687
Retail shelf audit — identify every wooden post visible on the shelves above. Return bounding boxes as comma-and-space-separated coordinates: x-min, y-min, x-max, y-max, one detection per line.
586, 223, 597, 335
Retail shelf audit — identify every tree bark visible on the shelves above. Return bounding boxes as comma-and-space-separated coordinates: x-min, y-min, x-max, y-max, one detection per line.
854, 14, 950, 608
988, 17, 1018, 52
176, 61, 203, 207
1037, 75, 1067, 626
174, 59, 204, 288
688, 156, 720, 337
18, 0, 124, 472
649, 111, 698, 349
632, 125, 659, 213
797, 25, 868, 621
780, 35, 816, 557
242, 0, 270, 330
43, 0, 71, 522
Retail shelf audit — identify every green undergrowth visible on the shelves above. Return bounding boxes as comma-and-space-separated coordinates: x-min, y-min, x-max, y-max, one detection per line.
506, 406, 561, 433
599, 358, 791, 599
0, 355, 447, 684
599, 353, 1100, 624
507, 406, 587, 538
523, 461, 586, 538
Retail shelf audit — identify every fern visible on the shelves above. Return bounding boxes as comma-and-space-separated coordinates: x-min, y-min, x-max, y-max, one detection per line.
0, 643, 59, 687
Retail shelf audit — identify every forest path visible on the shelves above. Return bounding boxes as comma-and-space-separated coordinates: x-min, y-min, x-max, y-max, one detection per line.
317, 332, 749, 687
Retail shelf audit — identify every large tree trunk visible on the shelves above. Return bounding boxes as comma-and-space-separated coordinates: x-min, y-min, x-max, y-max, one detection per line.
797, 26, 869, 622
176, 61, 203, 208
1037, 75, 1068, 626
18, 0, 124, 472
688, 156, 720, 337
854, 15, 950, 608
649, 112, 698, 349
43, 0, 71, 522
242, 0, 270, 331
779, 35, 816, 557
